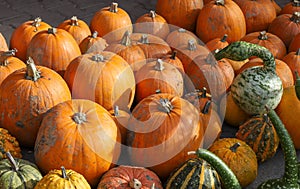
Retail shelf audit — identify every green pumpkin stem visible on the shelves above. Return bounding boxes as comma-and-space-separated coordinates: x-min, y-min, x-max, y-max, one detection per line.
70, 16, 79, 26
295, 71, 300, 101
121, 31, 132, 46
25, 57, 41, 81
188, 149, 242, 189
61, 166, 69, 180
258, 31, 268, 40
0, 49, 17, 66
110, 2, 118, 13
6, 152, 19, 171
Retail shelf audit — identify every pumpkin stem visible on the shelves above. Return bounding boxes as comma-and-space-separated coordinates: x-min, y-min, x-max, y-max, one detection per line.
92, 54, 105, 62
155, 89, 161, 94
72, 112, 87, 124
129, 178, 142, 189
292, 0, 300, 7
70, 16, 79, 26
110, 2, 118, 13
170, 51, 177, 60
296, 48, 300, 55
0, 49, 17, 66
32, 17, 42, 31
205, 52, 217, 66
290, 11, 300, 23
92, 31, 98, 38
48, 27, 57, 34
113, 106, 120, 116
6, 152, 19, 171
158, 98, 173, 113
220, 34, 228, 42
61, 166, 69, 180
258, 31, 268, 40
262, 113, 269, 122
202, 100, 212, 114
139, 34, 149, 44
295, 71, 300, 100
149, 10, 156, 18
229, 142, 241, 153
155, 59, 165, 71
178, 28, 186, 33
25, 57, 41, 81
121, 31, 132, 46
151, 183, 156, 189
187, 39, 197, 51
215, 0, 225, 6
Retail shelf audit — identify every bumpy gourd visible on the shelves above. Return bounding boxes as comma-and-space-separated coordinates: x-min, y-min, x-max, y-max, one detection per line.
214, 41, 283, 115
257, 108, 299, 189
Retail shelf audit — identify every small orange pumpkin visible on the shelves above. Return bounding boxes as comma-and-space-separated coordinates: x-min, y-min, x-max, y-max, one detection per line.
205, 34, 229, 52
79, 31, 108, 54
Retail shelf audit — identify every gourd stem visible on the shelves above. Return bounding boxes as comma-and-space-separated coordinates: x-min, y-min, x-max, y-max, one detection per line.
32, 17, 41, 31
92, 54, 105, 62
92, 31, 98, 38
296, 48, 300, 55
188, 39, 197, 51
202, 100, 211, 114
215, 0, 225, 6
0, 49, 17, 66
25, 57, 41, 81
188, 149, 242, 189
113, 106, 120, 116
61, 166, 69, 180
295, 71, 300, 100
158, 98, 173, 113
220, 34, 228, 42
149, 10, 156, 18
70, 16, 79, 26
155, 59, 165, 71
72, 112, 87, 124
290, 12, 300, 23
121, 31, 131, 46
6, 152, 19, 171
110, 2, 118, 13
140, 34, 149, 44
129, 178, 142, 189
170, 51, 177, 60
229, 142, 241, 153
258, 31, 268, 40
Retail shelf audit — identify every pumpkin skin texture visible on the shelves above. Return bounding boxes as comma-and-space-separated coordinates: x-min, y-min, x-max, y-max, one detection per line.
155, 0, 203, 32
58, 16, 91, 45
79, 31, 108, 54
34, 167, 91, 189
0, 32, 8, 52
34, 99, 121, 187
0, 58, 71, 147
27, 27, 81, 76
165, 158, 222, 189
10, 17, 50, 61
236, 114, 280, 162
165, 28, 200, 50
271, 0, 282, 15
0, 49, 26, 86
0, 128, 22, 160
126, 93, 204, 179
289, 33, 300, 53
0, 152, 42, 189
90, 2, 133, 43
282, 49, 300, 82
208, 138, 258, 187
97, 165, 163, 189
196, 0, 246, 43
64, 51, 135, 112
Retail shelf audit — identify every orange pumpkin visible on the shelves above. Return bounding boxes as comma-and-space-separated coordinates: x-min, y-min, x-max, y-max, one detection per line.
282, 49, 300, 82
126, 93, 203, 179
155, 0, 203, 32
0, 58, 71, 147
289, 33, 300, 52
165, 28, 200, 50
160, 51, 185, 74
79, 31, 108, 54
34, 99, 121, 187
196, 0, 246, 43
280, 0, 300, 15
58, 16, 91, 45
0, 32, 8, 52
9, 17, 50, 61
27, 27, 81, 76
205, 34, 229, 52
135, 10, 170, 40
63, 51, 135, 112
90, 2, 133, 43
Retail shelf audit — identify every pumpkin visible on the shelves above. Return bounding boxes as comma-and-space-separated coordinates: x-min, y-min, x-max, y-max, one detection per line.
196, 0, 246, 43
0, 128, 22, 160
79, 31, 108, 54
0, 49, 26, 85
0, 58, 71, 147
289, 33, 300, 52
165, 158, 222, 189
9, 17, 50, 61
237, 58, 294, 89
214, 41, 283, 115
205, 34, 229, 52
0, 152, 42, 188
268, 11, 300, 47
283, 49, 300, 82
275, 86, 300, 149
257, 108, 299, 188
63, 51, 135, 112
236, 114, 280, 162
0, 32, 8, 52
208, 138, 258, 187
27, 27, 81, 76
57, 16, 91, 45
134, 10, 170, 40
90, 2, 133, 43
97, 165, 163, 189
104, 31, 146, 73
160, 51, 185, 74
241, 31, 287, 59
126, 93, 204, 179
216, 58, 235, 91
34, 166, 91, 189
155, 0, 203, 32
280, 0, 300, 15
165, 28, 200, 50
233, 0, 276, 33
34, 99, 121, 187
223, 58, 249, 75
134, 58, 184, 103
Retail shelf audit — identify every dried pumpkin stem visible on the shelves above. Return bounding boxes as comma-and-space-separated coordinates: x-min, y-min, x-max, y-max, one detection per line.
292, 0, 300, 7
48, 27, 57, 34
258, 31, 268, 40
215, 0, 225, 6
6, 152, 19, 171
170, 51, 177, 60
155, 89, 161, 94
92, 31, 98, 38
188, 39, 197, 51
70, 16, 79, 26
139, 34, 149, 44
92, 54, 105, 62
72, 112, 87, 124
129, 178, 142, 189
202, 100, 212, 114
178, 28, 186, 33
61, 166, 69, 180
113, 106, 120, 116
220, 34, 228, 42
149, 10, 156, 18
296, 48, 300, 55
25, 57, 41, 81
121, 31, 132, 46
158, 98, 173, 113
32, 17, 42, 31
290, 11, 300, 23
110, 2, 118, 13
0, 49, 17, 66
229, 142, 241, 153
155, 59, 165, 71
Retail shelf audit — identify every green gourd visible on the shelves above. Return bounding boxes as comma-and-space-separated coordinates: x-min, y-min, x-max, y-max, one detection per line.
257, 108, 299, 189
214, 41, 283, 115
188, 149, 241, 189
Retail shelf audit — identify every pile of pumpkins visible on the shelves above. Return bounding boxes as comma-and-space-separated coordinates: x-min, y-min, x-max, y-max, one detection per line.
0, 0, 299, 188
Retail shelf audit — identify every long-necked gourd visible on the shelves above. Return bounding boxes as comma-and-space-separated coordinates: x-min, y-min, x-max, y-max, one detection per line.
257, 108, 299, 189
214, 41, 283, 115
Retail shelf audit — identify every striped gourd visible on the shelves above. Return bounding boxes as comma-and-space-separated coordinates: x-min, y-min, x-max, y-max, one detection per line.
0, 152, 42, 189
165, 158, 222, 189
214, 41, 283, 115
236, 114, 279, 162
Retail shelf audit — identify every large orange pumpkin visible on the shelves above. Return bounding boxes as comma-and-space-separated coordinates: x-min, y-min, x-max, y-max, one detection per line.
0, 58, 71, 147
27, 27, 81, 76
34, 99, 121, 187
196, 0, 246, 43
63, 51, 135, 112
9, 17, 50, 61
126, 93, 203, 179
